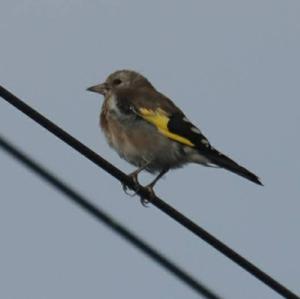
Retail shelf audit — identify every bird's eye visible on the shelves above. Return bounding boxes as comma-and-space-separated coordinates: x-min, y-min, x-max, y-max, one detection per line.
113, 78, 122, 85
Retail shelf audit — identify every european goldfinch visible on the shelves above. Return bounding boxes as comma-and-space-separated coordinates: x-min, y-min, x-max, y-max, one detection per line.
87, 70, 262, 199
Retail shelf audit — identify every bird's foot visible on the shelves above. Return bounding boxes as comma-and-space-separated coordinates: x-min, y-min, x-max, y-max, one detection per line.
140, 196, 150, 207
122, 183, 137, 197
139, 185, 156, 207
122, 172, 140, 197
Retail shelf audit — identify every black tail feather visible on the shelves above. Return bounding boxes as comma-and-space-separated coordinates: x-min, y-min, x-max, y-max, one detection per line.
206, 151, 263, 186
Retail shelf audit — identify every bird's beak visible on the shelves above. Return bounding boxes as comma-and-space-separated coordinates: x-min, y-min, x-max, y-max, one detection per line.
86, 82, 108, 95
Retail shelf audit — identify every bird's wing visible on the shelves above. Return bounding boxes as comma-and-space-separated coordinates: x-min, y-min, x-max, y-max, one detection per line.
135, 105, 262, 185
121, 89, 212, 149
136, 107, 210, 148
121, 90, 262, 185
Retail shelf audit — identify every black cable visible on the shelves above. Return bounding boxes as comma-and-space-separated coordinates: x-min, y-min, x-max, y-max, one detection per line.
0, 134, 221, 299
0, 86, 298, 299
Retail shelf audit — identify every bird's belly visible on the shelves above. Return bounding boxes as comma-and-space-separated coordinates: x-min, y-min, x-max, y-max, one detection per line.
110, 131, 145, 167
104, 117, 188, 172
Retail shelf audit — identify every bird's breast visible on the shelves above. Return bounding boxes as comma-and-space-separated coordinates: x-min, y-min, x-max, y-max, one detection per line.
100, 97, 145, 166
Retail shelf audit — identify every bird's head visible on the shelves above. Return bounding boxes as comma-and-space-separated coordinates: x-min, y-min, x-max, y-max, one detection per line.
87, 70, 153, 96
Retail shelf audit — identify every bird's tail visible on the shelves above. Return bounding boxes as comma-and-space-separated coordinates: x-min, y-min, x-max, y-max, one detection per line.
205, 150, 263, 186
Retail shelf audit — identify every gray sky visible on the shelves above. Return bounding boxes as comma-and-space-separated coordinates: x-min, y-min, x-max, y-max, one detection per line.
0, 1, 299, 298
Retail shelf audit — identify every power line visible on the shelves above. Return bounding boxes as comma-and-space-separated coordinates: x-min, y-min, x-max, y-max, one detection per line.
0, 85, 298, 299
0, 134, 221, 299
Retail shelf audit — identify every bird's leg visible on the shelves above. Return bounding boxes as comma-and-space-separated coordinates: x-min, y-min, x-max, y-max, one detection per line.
122, 163, 150, 196
140, 169, 169, 206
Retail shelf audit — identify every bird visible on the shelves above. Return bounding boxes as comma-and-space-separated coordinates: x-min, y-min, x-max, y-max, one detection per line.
87, 70, 262, 203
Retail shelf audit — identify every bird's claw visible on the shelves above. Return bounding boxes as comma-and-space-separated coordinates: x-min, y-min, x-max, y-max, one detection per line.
122, 173, 140, 197
139, 185, 156, 207
122, 171, 157, 207
140, 196, 150, 207
122, 183, 137, 197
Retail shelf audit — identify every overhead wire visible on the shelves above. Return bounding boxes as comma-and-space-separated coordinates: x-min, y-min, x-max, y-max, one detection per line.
0, 134, 221, 299
0, 86, 298, 299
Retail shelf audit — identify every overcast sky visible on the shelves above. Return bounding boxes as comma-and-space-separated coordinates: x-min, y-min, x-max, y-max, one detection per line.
0, 1, 299, 298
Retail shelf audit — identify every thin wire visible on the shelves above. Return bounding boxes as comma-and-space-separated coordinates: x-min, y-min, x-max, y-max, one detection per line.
0, 134, 221, 299
0, 85, 298, 299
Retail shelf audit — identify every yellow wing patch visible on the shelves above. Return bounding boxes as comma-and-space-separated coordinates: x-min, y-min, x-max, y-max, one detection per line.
138, 108, 195, 147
